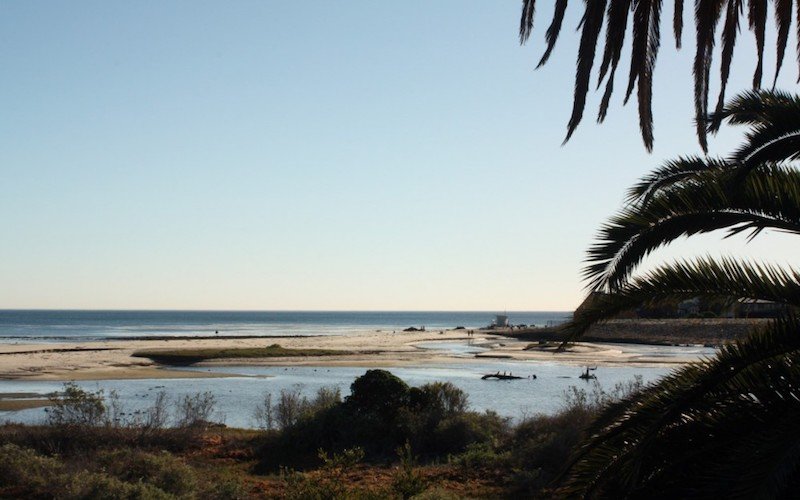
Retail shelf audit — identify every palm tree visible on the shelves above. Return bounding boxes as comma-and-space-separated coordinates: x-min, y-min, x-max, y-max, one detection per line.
519, 1, 800, 152
556, 89, 800, 497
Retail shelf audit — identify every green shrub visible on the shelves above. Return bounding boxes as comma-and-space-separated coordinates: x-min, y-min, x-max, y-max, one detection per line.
96, 449, 197, 496
426, 411, 507, 456
409, 382, 468, 417
45, 383, 106, 427
345, 369, 410, 418
392, 442, 427, 500
61, 470, 173, 500
0, 443, 63, 492
410, 488, 461, 500
449, 442, 510, 470
281, 447, 365, 499
203, 472, 249, 500
259, 370, 507, 469
176, 392, 217, 429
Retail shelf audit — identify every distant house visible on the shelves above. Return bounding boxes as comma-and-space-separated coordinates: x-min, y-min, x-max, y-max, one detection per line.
677, 298, 701, 317
737, 299, 788, 318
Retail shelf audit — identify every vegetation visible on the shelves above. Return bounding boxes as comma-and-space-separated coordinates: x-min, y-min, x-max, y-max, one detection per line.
0, 372, 646, 498
256, 370, 510, 471
555, 89, 800, 496
519, 1, 800, 150
132, 343, 351, 364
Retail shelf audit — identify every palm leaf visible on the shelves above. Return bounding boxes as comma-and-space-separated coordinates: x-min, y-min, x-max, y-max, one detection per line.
519, 0, 537, 44
773, 0, 793, 86
636, 0, 662, 151
625, 156, 727, 205
537, 0, 569, 68
674, 0, 684, 48
597, 0, 632, 123
748, 0, 767, 88
586, 166, 800, 291
710, 0, 743, 132
564, 0, 608, 145
694, 0, 726, 152
568, 257, 800, 342
796, 0, 800, 82
709, 89, 800, 165
562, 316, 800, 497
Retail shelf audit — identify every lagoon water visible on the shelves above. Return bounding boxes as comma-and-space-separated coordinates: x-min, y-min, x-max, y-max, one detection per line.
0, 310, 570, 343
0, 358, 677, 428
0, 310, 703, 428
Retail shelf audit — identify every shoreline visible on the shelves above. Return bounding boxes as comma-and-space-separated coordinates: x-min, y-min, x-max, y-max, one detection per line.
0, 321, 732, 382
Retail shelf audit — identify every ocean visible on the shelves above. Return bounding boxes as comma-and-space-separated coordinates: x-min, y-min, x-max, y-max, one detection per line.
0, 310, 571, 343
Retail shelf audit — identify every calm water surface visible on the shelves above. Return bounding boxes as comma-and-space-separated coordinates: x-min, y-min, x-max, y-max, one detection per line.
0, 356, 680, 428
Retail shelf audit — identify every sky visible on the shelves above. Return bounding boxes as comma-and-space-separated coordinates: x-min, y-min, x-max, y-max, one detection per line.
1, 1, 798, 311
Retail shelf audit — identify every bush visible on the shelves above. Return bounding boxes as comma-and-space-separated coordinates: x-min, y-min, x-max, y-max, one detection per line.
258, 371, 504, 469
96, 449, 197, 496
281, 447, 365, 499
203, 471, 249, 500
426, 412, 507, 456
449, 442, 510, 470
45, 383, 106, 427
253, 392, 274, 430
275, 387, 306, 430
410, 382, 468, 417
61, 470, 172, 500
392, 442, 427, 499
255, 386, 343, 431
0, 443, 63, 492
345, 369, 410, 418
176, 392, 217, 428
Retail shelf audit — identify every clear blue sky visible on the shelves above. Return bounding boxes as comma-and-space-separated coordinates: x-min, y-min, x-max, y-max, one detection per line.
1, 1, 796, 310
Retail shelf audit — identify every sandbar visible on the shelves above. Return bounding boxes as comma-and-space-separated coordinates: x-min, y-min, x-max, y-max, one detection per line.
0, 328, 713, 381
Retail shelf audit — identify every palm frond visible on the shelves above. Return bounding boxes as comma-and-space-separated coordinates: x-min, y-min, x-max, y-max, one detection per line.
796, 0, 800, 82
562, 315, 800, 497
741, 130, 800, 167
567, 257, 800, 342
694, 0, 726, 152
597, 0, 630, 88
625, 156, 728, 205
519, 0, 537, 44
537, 0, 569, 68
709, 90, 800, 166
674, 0, 684, 48
710, 0, 743, 132
774, 0, 793, 86
748, 0, 768, 88
596, 0, 632, 123
636, 0, 662, 151
586, 166, 800, 291
564, 0, 608, 145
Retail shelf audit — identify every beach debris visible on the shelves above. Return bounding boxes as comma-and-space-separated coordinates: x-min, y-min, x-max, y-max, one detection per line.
403, 326, 425, 332
481, 371, 523, 380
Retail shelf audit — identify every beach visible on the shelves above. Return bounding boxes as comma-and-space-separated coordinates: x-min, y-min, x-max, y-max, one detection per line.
0, 328, 711, 382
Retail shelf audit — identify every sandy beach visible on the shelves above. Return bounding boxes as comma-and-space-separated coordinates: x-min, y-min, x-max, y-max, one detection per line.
0, 329, 709, 382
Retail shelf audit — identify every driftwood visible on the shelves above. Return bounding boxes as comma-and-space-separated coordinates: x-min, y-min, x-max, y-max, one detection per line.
481, 372, 523, 380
